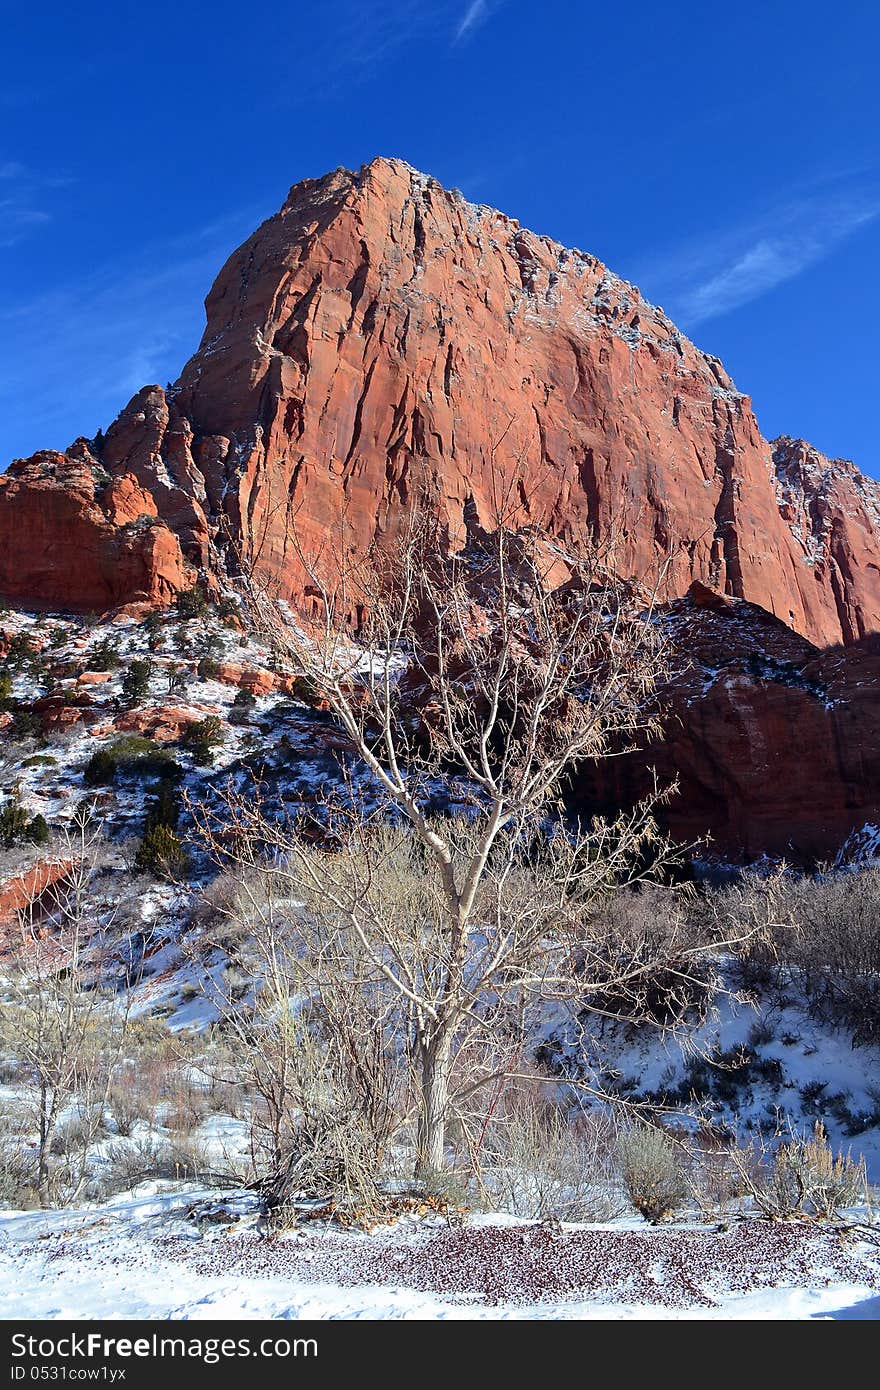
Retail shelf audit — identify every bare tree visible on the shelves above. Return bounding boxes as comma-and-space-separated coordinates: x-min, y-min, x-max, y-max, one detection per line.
0, 813, 131, 1204
192, 517, 765, 1183
187, 865, 406, 1212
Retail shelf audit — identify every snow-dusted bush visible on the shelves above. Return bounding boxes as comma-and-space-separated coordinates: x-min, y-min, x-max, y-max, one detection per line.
788, 1123, 870, 1219
721, 867, 880, 1045
49, 1105, 108, 1156
100, 1135, 214, 1196
736, 1123, 870, 1221
197, 655, 220, 681
480, 1092, 625, 1222
134, 823, 186, 878
783, 870, 880, 1045
107, 1081, 153, 1138
175, 584, 209, 620
584, 883, 714, 1028
0, 798, 49, 847
121, 657, 155, 705
181, 714, 224, 765
84, 735, 169, 786
618, 1123, 686, 1223
0, 1141, 39, 1208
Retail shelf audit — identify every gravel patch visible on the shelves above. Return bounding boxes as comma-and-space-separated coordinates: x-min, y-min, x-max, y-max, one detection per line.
140, 1219, 880, 1310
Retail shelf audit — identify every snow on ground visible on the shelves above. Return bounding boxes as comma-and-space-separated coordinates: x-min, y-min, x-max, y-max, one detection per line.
574, 990, 880, 1183
3, 605, 880, 1320
1, 1190, 878, 1320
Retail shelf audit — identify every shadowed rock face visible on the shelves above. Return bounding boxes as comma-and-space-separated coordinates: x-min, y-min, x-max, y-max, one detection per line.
2, 156, 879, 644
573, 584, 880, 862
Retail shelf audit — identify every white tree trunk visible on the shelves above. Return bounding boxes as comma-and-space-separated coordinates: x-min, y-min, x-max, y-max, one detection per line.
416, 1033, 452, 1178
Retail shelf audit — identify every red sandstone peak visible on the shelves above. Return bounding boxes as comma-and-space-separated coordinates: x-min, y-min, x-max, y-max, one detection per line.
1, 155, 879, 644
771, 435, 880, 642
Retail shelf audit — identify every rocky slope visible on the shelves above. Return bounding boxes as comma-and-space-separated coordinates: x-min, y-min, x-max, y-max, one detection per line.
2, 157, 880, 647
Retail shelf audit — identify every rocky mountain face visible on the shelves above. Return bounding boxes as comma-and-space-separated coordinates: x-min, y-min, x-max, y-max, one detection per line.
1, 156, 879, 859
3, 156, 880, 644
771, 436, 880, 644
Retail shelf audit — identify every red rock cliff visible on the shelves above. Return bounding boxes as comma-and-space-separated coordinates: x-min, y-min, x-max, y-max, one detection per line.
0, 448, 188, 612
2, 157, 879, 644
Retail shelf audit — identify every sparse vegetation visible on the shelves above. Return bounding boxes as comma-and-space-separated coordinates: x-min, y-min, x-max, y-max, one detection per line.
732, 1122, 869, 1221
88, 637, 121, 671
0, 798, 50, 848
229, 688, 256, 724
175, 584, 209, 620
121, 658, 154, 706
135, 776, 187, 877
197, 655, 220, 681
181, 714, 224, 765
722, 867, 880, 1046
83, 736, 175, 785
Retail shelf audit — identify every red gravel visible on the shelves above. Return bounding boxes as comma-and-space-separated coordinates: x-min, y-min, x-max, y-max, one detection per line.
146, 1220, 880, 1309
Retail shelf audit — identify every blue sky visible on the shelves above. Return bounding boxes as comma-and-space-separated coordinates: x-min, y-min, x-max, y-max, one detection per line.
2, 1, 878, 474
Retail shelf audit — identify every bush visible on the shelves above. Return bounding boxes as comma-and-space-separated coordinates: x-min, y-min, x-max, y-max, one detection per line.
88, 637, 121, 671
181, 714, 224, 765
216, 598, 239, 623
0, 1143, 39, 1208
789, 1123, 869, 1218
144, 779, 181, 833
107, 1082, 153, 1138
584, 885, 711, 1028
290, 675, 323, 705
731, 867, 880, 1045
175, 585, 208, 620
144, 612, 166, 652
618, 1123, 686, 1223
26, 813, 49, 845
134, 823, 187, 878
50, 1106, 106, 1156
101, 1136, 212, 1194
83, 736, 173, 786
121, 658, 154, 706
7, 710, 41, 741
740, 1123, 870, 1221
0, 800, 50, 848
0, 673, 12, 703
166, 663, 189, 694
483, 1094, 625, 1222
3, 633, 38, 672
230, 688, 257, 725
197, 656, 220, 681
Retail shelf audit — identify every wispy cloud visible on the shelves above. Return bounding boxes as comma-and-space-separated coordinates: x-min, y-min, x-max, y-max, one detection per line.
634, 178, 880, 327
0, 199, 51, 246
681, 206, 879, 323
454, 0, 504, 42
271, 3, 455, 105
0, 207, 263, 463
0, 160, 64, 247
